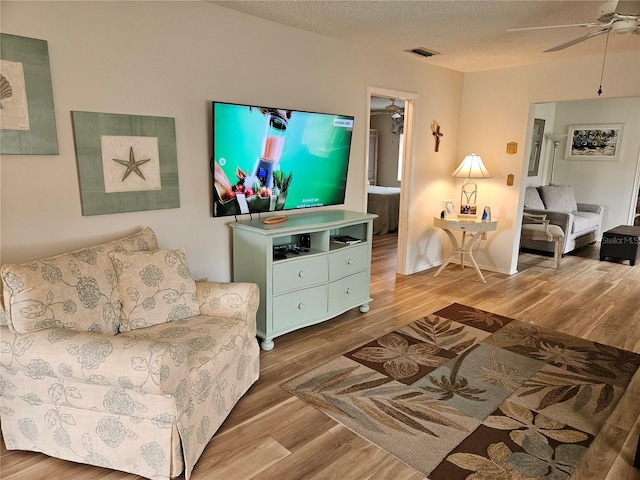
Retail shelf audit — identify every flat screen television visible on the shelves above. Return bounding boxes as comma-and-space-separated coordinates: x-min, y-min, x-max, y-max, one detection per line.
211, 101, 354, 217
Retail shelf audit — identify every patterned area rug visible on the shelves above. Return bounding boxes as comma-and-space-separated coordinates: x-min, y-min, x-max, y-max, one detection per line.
282, 303, 640, 479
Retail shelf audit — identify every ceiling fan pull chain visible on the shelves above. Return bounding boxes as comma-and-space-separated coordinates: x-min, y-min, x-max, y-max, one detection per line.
597, 30, 611, 96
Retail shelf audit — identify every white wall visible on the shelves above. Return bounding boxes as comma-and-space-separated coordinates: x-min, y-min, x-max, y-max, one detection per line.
552, 97, 640, 232
1, 1, 464, 281
458, 52, 640, 274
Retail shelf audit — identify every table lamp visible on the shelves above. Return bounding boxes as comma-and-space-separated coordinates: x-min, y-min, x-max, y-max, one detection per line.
451, 153, 492, 216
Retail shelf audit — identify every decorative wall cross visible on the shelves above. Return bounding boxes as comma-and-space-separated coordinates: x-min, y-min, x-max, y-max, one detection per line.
431, 121, 443, 152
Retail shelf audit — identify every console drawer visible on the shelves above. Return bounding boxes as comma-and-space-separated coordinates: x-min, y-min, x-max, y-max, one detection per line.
272, 285, 328, 331
328, 271, 368, 313
329, 244, 368, 282
272, 256, 328, 295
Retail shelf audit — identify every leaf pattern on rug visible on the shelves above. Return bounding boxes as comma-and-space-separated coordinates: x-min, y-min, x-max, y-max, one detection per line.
421, 345, 487, 402
350, 332, 444, 380
459, 308, 510, 329
486, 321, 640, 386
292, 363, 473, 437
484, 401, 589, 447
446, 442, 537, 480
402, 315, 479, 353
478, 347, 528, 391
507, 434, 586, 479
517, 367, 617, 414
283, 304, 640, 480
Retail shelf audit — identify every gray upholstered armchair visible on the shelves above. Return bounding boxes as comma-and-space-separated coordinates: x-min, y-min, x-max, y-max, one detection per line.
522, 185, 604, 255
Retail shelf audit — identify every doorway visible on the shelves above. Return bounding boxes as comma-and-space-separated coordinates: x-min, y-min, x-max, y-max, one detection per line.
365, 87, 417, 275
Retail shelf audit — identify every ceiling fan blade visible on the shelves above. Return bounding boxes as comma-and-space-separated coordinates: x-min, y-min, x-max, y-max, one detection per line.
508, 22, 605, 32
544, 27, 611, 52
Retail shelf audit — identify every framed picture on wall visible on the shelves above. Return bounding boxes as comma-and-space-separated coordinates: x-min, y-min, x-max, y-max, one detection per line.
565, 124, 624, 161
71, 111, 180, 216
528, 118, 545, 176
0, 33, 59, 155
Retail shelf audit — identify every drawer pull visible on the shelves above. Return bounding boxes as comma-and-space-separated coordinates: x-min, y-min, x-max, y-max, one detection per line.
298, 270, 306, 278
347, 258, 354, 265
298, 303, 305, 310
346, 288, 352, 294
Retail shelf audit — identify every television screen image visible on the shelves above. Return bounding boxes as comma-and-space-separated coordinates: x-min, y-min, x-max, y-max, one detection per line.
212, 102, 354, 217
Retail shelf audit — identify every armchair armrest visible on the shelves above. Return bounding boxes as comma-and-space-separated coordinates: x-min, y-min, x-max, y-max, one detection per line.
196, 281, 259, 336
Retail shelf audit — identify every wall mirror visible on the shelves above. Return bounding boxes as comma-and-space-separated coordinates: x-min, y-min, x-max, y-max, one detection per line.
528, 118, 545, 176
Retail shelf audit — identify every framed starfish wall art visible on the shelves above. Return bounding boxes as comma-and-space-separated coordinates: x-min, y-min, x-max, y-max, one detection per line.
71, 111, 179, 215
0, 33, 59, 155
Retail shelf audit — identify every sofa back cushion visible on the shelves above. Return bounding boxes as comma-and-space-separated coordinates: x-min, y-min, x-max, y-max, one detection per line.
1, 227, 158, 335
539, 185, 578, 213
524, 187, 545, 209
111, 248, 200, 331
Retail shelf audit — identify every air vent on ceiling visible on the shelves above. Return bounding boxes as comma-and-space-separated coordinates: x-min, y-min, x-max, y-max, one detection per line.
406, 47, 440, 58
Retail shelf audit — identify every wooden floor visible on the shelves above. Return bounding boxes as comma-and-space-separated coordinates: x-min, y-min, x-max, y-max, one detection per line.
2, 233, 640, 479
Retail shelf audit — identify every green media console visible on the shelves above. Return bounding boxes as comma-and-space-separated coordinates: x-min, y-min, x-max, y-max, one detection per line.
229, 210, 377, 350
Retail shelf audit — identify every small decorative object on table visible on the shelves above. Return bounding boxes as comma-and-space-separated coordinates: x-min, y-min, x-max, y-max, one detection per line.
482, 206, 491, 221
442, 199, 456, 218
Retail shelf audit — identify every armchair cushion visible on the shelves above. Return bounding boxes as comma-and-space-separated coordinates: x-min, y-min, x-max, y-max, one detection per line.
1, 227, 158, 335
539, 185, 578, 213
111, 248, 200, 332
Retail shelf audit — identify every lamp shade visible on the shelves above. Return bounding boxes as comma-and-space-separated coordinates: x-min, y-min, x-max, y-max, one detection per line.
450, 153, 493, 179
545, 133, 567, 144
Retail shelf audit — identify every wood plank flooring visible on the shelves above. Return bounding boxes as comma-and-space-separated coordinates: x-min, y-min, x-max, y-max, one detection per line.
2, 233, 640, 479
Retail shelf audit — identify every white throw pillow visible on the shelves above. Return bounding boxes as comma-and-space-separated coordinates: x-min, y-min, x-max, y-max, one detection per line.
111, 248, 200, 331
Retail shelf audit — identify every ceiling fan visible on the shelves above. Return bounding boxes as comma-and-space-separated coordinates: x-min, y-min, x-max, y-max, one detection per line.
372, 98, 404, 118
508, 0, 640, 52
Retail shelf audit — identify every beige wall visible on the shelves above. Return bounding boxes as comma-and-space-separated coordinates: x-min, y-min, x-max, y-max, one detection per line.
3, 2, 638, 281
458, 53, 640, 274
1, 1, 463, 280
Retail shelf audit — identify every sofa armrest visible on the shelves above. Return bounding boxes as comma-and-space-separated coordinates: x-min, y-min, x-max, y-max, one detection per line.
0, 326, 188, 395
524, 208, 573, 233
196, 281, 259, 336
577, 203, 604, 216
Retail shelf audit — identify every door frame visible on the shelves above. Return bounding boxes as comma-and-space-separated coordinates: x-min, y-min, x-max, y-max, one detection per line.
365, 86, 418, 275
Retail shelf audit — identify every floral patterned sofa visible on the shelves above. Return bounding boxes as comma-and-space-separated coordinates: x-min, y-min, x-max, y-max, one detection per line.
0, 227, 260, 479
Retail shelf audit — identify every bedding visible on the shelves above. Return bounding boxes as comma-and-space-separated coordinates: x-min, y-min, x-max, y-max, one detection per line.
367, 185, 401, 234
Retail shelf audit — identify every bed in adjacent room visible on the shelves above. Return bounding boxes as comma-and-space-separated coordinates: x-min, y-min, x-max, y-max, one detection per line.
367, 184, 401, 234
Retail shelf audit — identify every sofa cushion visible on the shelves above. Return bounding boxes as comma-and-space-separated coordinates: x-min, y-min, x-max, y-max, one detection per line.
539, 185, 578, 213
572, 211, 602, 235
1, 227, 158, 335
111, 248, 199, 332
524, 187, 545, 209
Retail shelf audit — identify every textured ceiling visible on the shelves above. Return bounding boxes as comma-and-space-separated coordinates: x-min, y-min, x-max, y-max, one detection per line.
209, 0, 640, 73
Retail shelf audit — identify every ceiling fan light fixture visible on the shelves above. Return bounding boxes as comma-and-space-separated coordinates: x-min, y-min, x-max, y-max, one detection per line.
612, 18, 638, 33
